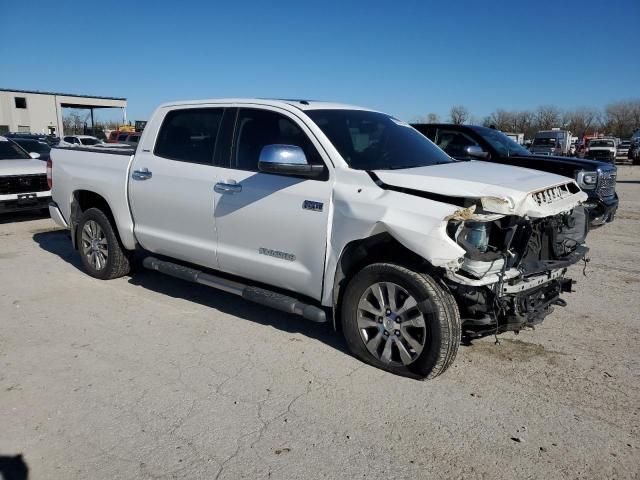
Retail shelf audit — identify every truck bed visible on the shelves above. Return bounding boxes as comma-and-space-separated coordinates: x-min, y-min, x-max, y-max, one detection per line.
50, 146, 138, 249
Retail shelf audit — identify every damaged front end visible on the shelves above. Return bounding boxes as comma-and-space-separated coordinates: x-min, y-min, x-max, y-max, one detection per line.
444, 199, 589, 339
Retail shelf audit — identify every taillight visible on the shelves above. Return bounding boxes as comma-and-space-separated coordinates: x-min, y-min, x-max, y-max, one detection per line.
46, 159, 52, 189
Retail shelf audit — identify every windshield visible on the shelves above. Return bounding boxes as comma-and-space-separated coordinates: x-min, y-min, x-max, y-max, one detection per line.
589, 140, 614, 147
80, 137, 101, 146
306, 110, 454, 170
473, 127, 531, 156
0, 139, 31, 159
533, 137, 556, 146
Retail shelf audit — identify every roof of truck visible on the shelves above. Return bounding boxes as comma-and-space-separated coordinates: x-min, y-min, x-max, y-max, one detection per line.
157, 98, 378, 113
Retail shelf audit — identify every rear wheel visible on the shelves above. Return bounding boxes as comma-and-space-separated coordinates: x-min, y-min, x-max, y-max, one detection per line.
77, 208, 131, 280
341, 263, 461, 379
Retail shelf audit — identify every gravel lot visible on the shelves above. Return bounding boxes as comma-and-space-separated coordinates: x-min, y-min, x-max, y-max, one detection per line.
1, 166, 639, 479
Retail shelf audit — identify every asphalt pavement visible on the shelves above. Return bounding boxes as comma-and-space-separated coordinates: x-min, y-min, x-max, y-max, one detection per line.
1, 166, 639, 479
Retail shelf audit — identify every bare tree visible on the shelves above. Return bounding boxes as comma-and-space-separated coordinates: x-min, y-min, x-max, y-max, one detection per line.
482, 109, 514, 131
604, 100, 640, 137
512, 110, 535, 136
629, 100, 640, 132
449, 105, 470, 125
63, 110, 90, 135
426, 112, 440, 123
562, 107, 600, 137
535, 105, 562, 130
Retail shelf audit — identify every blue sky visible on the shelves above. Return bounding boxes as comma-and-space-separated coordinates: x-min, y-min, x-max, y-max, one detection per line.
1, 0, 638, 123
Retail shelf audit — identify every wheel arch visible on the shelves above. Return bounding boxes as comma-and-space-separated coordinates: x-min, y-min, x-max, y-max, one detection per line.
331, 232, 432, 331
71, 190, 130, 250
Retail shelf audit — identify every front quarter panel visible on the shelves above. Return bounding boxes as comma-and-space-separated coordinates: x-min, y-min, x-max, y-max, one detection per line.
321, 170, 464, 305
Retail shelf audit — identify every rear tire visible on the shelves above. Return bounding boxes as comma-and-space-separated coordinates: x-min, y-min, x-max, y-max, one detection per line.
77, 207, 131, 280
341, 263, 461, 379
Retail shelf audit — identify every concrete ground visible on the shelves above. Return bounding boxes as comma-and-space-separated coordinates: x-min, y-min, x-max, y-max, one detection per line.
1, 167, 639, 479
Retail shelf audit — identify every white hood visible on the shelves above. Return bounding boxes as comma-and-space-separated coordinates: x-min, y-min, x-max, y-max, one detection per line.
373, 161, 587, 217
0, 158, 47, 176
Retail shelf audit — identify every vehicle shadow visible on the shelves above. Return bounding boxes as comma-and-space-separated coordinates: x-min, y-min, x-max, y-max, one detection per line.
0, 454, 29, 480
31, 230, 349, 356
126, 268, 348, 354
32, 230, 84, 272
0, 210, 49, 225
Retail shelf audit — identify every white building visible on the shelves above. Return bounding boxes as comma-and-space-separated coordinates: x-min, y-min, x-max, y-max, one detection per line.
0, 88, 127, 136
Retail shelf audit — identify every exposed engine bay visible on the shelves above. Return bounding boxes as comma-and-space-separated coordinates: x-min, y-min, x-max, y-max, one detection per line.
445, 204, 589, 338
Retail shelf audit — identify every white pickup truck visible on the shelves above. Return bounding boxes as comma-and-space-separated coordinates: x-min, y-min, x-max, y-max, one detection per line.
49, 99, 590, 379
1, 136, 51, 214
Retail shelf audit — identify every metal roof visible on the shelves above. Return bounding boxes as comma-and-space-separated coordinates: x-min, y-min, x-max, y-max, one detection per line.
0, 87, 126, 101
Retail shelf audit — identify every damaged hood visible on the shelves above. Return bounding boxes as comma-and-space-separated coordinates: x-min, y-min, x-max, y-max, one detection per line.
373, 161, 587, 217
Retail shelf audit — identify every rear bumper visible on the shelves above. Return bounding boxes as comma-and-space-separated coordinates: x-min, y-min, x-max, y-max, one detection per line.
48, 201, 69, 228
585, 194, 618, 226
0, 194, 51, 214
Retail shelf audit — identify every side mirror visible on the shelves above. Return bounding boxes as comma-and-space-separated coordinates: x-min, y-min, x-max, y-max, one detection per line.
258, 144, 325, 178
464, 145, 489, 159
29, 152, 41, 159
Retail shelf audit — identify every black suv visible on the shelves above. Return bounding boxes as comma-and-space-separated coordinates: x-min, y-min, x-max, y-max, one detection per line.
412, 124, 618, 226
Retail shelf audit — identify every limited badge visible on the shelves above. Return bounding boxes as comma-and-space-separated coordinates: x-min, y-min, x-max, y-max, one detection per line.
302, 200, 323, 212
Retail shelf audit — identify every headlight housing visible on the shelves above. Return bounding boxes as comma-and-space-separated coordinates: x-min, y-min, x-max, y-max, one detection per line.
480, 196, 515, 214
576, 170, 598, 190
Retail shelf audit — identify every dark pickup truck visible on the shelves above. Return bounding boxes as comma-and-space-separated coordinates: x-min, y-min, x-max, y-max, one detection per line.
412, 124, 618, 226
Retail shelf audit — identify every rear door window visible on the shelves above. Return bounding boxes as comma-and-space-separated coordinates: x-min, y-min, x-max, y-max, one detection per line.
154, 108, 224, 165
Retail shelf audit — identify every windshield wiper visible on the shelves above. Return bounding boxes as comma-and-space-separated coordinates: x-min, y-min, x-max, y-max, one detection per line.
382, 164, 421, 170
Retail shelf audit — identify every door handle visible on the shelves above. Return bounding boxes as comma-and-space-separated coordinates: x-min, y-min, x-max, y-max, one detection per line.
214, 182, 242, 193
132, 168, 153, 181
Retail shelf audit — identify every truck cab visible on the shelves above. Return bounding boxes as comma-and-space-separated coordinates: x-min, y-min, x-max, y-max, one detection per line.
530, 130, 572, 156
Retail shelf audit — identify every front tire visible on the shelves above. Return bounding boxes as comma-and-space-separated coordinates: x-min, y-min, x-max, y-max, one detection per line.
77, 208, 131, 280
341, 263, 461, 379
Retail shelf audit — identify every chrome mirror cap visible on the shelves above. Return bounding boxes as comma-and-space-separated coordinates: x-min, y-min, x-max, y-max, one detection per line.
464, 145, 489, 159
259, 144, 308, 165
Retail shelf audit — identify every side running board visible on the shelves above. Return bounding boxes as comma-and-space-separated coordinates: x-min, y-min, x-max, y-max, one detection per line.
142, 256, 327, 323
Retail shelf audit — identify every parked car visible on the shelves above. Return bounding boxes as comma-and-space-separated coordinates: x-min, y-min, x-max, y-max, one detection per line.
6, 132, 60, 147
49, 99, 591, 379
628, 139, 640, 165
616, 140, 631, 158
412, 123, 618, 226
0, 136, 51, 213
119, 132, 141, 147
106, 130, 120, 143
11, 138, 52, 161
530, 130, 572, 156
585, 138, 616, 163
59, 135, 104, 147
106, 127, 137, 143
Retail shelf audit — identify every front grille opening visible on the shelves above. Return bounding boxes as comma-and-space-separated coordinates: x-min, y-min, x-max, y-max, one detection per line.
597, 171, 616, 198
531, 183, 577, 207
0, 174, 49, 195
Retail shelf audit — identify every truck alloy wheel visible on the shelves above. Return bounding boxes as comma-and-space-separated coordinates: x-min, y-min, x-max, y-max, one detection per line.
341, 263, 461, 379
357, 282, 426, 366
81, 220, 108, 271
77, 208, 131, 280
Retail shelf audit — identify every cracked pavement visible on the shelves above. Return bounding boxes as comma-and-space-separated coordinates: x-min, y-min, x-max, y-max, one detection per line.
1, 166, 639, 479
